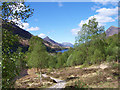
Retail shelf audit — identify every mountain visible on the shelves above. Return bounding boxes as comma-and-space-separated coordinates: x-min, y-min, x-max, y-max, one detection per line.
3, 22, 72, 52
44, 36, 72, 48
2, 23, 33, 50
2, 23, 33, 39
61, 42, 73, 47
2, 23, 62, 52
43, 36, 64, 48
105, 26, 119, 37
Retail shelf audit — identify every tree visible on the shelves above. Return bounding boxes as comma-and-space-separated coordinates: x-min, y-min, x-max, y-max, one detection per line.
76, 17, 105, 45
91, 49, 105, 64
66, 54, 74, 66
74, 17, 106, 64
2, 2, 34, 25
2, 2, 34, 88
2, 28, 24, 88
26, 37, 49, 82
48, 55, 57, 69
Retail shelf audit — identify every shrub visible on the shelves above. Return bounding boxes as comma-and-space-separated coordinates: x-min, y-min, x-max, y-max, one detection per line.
106, 55, 115, 62
111, 62, 118, 69
74, 80, 89, 88
91, 49, 105, 64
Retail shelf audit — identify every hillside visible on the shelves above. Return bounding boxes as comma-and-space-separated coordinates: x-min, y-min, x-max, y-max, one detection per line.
2, 23, 62, 52
44, 36, 64, 48
44, 36, 73, 48
2, 23, 33, 39
3, 22, 119, 88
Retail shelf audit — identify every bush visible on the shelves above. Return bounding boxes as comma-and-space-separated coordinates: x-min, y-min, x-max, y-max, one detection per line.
74, 80, 89, 88
91, 49, 105, 64
106, 55, 115, 62
111, 62, 118, 69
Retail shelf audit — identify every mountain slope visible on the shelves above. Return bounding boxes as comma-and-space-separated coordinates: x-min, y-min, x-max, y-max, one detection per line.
44, 36, 64, 48
105, 26, 119, 37
2, 23, 33, 39
2, 23, 62, 52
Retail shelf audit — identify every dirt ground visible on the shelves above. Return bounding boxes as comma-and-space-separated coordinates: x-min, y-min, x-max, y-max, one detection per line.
14, 68, 56, 88
14, 62, 119, 88
46, 62, 119, 88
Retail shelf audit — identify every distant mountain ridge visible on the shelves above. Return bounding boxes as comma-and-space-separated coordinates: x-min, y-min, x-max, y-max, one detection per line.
44, 36, 63, 48
105, 26, 119, 37
2, 23, 63, 52
61, 42, 73, 47
44, 36, 73, 48
4, 23, 118, 52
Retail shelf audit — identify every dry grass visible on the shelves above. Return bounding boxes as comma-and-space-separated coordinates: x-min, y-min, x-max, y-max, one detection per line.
14, 69, 55, 88
46, 62, 119, 88
14, 62, 119, 88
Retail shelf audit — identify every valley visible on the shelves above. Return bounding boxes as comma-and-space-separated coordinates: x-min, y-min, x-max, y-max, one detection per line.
2, 2, 119, 89
2, 21, 119, 89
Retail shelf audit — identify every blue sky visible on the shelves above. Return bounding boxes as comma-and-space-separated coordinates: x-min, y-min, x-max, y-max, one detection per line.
20, 1, 118, 44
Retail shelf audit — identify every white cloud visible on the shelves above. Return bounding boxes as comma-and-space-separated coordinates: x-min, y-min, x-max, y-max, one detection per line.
17, 22, 40, 31
79, 7, 118, 27
91, 5, 100, 11
71, 28, 80, 35
38, 33, 46, 38
26, 27, 39, 31
22, 23, 29, 29
91, 0, 119, 5
96, 7, 118, 16
11, 19, 40, 31
8, 3, 40, 32
71, 7, 118, 35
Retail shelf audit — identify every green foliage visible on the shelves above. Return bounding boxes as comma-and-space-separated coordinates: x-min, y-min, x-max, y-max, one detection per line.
111, 62, 118, 69
55, 51, 70, 68
2, 2, 34, 88
74, 80, 89, 88
65, 17, 118, 67
66, 50, 85, 66
106, 55, 115, 62
91, 49, 105, 64
2, 29, 24, 88
66, 54, 73, 66
2, 28, 19, 53
26, 36, 49, 69
2, 2, 34, 25
75, 17, 105, 45
48, 55, 57, 68
28, 36, 44, 52
105, 34, 119, 62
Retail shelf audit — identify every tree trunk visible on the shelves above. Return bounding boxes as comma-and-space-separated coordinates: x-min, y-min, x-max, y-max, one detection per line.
39, 68, 42, 83
37, 68, 41, 83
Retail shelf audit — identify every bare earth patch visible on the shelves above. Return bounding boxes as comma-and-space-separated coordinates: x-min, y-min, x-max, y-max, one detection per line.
14, 69, 55, 88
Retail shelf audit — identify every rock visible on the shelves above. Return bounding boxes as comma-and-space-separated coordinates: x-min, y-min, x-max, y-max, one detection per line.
53, 79, 57, 83
100, 63, 109, 70
107, 77, 112, 80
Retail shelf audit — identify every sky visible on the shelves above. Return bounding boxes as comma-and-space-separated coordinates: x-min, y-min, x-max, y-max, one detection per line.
18, 1, 119, 44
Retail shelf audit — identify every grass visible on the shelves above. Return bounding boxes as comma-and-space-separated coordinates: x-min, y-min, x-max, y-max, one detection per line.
58, 62, 118, 88
74, 80, 89, 88
65, 79, 89, 89
15, 62, 119, 88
